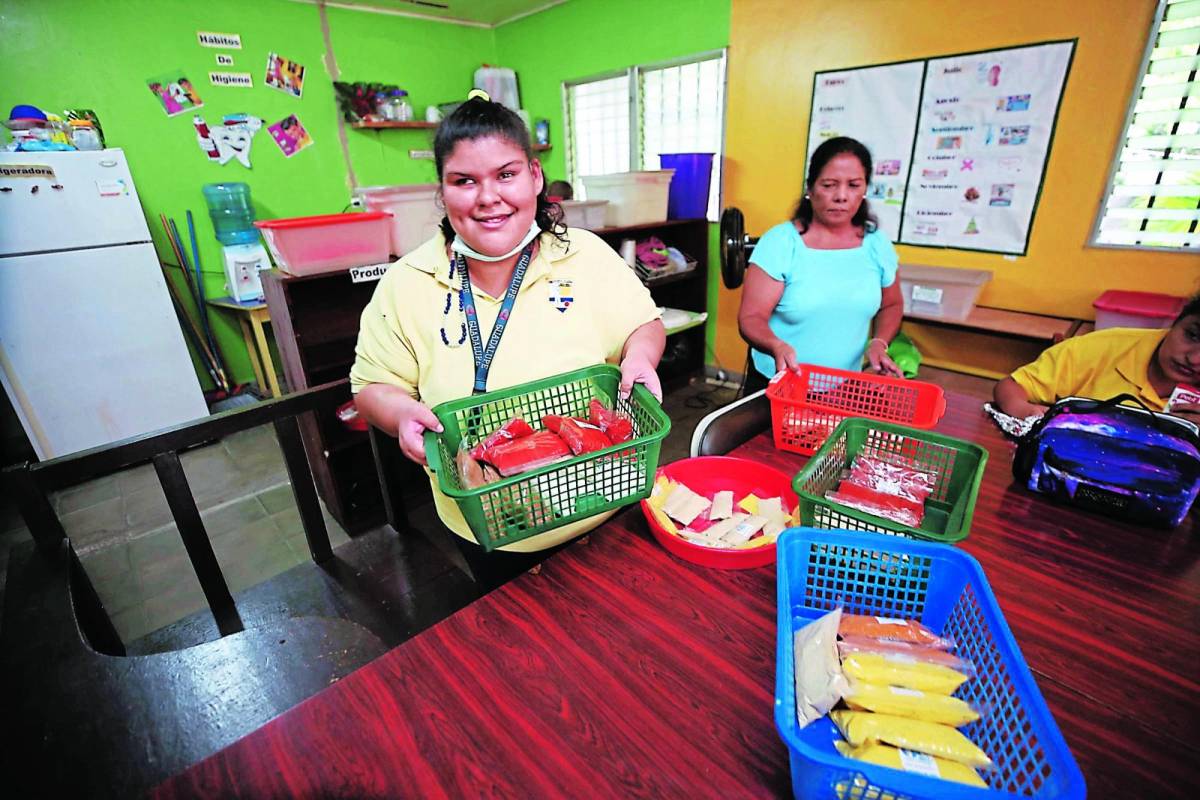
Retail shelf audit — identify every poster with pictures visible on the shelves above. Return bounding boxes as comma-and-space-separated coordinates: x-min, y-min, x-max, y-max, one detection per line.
265, 53, 305, 98
900, 41, 1075, 254
807, 60, 924, 242
147, 71, 203, 116
268, 114, 313, 157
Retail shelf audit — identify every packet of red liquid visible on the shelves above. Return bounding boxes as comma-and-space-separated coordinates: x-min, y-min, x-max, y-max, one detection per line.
826, 481, 925, 527
839, 613, 955, 650
589, 398, 634, 444
487, 430, 572, 476
558, 417, 612, 455
469, 417, 535, 462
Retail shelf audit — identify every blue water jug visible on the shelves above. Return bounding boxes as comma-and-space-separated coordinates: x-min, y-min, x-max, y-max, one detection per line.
202, 183, 259, 246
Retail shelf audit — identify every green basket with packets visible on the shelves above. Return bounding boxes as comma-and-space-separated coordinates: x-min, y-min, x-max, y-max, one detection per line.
792, 417, 988, 543
423, 364, 671, 551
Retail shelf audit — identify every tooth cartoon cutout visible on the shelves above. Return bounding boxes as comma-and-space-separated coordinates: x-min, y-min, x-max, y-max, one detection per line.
210, 116, 263, 168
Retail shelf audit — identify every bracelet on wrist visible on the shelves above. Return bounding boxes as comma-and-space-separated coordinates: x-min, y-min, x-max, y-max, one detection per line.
869, 337, 889, 350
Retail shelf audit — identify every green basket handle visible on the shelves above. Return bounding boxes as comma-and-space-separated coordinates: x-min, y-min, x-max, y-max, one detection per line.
423, 429, 442, 473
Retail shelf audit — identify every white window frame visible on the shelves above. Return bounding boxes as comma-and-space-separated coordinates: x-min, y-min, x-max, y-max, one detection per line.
563, 49, 728, 221
1090, 0, 1200, 252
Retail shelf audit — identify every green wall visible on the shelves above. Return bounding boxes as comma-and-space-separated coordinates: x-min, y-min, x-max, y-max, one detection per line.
495, 0, 732, 368
0, 0, 493, 390
0, 0, 729, 392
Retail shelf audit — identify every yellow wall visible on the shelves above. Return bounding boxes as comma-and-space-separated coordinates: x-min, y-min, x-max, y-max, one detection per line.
718, 0, 1200, 373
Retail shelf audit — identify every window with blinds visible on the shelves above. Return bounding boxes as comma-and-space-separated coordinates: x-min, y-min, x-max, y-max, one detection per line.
1093, 0, 1200, 250
564, 51, 727, 221
640, 55, 726, 220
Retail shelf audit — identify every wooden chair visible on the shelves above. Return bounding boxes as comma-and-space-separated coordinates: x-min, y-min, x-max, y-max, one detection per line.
0, 380, 393, 798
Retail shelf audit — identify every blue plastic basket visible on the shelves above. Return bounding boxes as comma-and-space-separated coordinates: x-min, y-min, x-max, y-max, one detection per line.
775, 528, 1085, 799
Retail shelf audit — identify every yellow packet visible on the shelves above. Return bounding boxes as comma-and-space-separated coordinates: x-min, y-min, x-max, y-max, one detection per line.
834, 741, 987, 788
831, 711, 992, 769
841, 652, 970, 694
843, 681, 979, 727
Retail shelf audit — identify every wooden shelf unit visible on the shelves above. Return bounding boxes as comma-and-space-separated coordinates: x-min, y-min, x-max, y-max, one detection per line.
594, 218, 709, 387
261, 268, 387, 533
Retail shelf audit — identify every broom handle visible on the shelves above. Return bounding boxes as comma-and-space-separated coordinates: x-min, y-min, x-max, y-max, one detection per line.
187, 210, 232, 391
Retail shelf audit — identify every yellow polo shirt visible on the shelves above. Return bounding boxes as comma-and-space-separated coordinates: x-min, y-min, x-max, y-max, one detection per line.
351, 228, 661, 551
1010, 327, 1169, 410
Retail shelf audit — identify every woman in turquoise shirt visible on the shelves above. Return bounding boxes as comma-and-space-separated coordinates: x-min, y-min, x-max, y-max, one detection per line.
738, 137, 903, 392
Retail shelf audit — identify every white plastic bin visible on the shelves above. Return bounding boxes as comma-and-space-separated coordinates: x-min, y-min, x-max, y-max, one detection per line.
899, 265, 993, 322
581, 170, 674, 227
1093, 290, 1185, 330
559, 199, 609, 230
255, 212, 392, 276
353, 184, 442, 257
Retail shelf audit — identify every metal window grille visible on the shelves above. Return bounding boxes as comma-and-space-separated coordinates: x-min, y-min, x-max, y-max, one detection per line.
563, 51, 727, 219
1092, 0, 1200, 250
564, 73, 632, 196
638, 54, 726, 221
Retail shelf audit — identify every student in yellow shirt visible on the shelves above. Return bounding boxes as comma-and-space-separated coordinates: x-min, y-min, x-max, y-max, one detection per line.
994, 293, 1200, 420
351, 94, 665, 586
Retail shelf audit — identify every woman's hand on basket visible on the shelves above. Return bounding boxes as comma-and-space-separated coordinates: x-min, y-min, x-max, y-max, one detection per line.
396, 400, 443, 465
619, 354, 663, 402
772, 342, 799, 374
867, 338, 904, 378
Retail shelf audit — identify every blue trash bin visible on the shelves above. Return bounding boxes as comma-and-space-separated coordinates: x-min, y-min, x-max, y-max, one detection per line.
659, 152, 714, 219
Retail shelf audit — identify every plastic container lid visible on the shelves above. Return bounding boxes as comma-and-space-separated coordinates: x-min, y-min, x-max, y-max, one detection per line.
901, 264, 993, 286
1093, 290, 1185, 319
255, 211, 391, 230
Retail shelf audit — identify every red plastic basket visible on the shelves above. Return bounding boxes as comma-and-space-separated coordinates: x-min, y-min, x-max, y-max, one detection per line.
765, 364, 947, 455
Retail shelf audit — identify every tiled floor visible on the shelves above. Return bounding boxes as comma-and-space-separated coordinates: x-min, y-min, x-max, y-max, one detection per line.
0, 367, 994, 647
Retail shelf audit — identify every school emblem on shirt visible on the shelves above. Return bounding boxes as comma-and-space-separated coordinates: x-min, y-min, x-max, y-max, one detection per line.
547, 279, 574, 313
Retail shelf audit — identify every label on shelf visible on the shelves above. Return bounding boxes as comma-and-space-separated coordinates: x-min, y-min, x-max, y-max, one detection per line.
350, 263, 390, 283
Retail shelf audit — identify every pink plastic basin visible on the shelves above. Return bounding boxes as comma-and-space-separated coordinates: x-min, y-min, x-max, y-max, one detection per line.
255, 211, 392, 275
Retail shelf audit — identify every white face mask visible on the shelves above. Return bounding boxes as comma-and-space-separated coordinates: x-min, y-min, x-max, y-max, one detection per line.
451, 221, 541, 262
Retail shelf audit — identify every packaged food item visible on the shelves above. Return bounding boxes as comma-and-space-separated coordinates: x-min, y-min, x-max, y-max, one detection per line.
834, 741, 987, 788
831, 711, 993, 769
558, 417, 612, 455
846, 455, 937, 503
469, 417, 535, 461
457, 447, 487, 489
839, 614, 954, 649
826, 481, 925, 527
541, 414, 565, 433
486, 430, 572, 476
661, 482, 711, 526
710, 490, 734, 520
589, 398, 634, 443
838, 636, 973, 671
843, 681, 980, 726
793, 608, 847, 728
840, 652, 970, 694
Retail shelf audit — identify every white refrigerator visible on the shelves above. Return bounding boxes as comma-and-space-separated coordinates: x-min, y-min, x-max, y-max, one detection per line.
0, 148, 208, 460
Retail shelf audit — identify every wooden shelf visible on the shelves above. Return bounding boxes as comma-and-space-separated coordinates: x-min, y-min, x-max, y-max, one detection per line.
904, 305, 1075, 342
351, 121, 437, 130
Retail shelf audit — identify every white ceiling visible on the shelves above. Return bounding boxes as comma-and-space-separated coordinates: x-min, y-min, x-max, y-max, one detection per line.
316, 0, 567, 28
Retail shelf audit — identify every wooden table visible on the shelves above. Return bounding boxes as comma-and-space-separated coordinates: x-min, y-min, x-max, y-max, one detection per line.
205, 296, 282, 398
152, 392, 1199, 799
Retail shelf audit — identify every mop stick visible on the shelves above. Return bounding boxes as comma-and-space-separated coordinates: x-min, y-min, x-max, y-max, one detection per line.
162, 265, 222, 390
170, 216, 230, 393
159, 213, 196, 300
186, 210, 232, 391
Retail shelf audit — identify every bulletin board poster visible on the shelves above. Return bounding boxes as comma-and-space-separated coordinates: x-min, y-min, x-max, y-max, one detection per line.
900, 41, 1075, 254
808, 60, 924, 241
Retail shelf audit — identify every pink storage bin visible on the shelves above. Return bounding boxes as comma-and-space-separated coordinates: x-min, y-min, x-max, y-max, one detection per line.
1093, 290, 1185, 330
255, 212, 392, 275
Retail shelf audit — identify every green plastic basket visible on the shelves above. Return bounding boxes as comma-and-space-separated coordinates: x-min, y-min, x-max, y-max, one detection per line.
792, 417, 988, 543
423, 364, 671, 551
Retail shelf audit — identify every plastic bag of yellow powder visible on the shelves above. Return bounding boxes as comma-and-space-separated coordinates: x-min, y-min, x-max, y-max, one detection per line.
834, 741, 988, 788
843, 681, 980, 726
841, 652, 970, 694
831, 711, 993, 769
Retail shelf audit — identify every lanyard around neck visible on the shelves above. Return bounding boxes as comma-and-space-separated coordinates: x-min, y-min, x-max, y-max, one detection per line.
457, 241, 535, 395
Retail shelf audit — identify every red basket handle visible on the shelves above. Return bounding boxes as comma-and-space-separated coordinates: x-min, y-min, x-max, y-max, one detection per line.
931, 391, 948, 423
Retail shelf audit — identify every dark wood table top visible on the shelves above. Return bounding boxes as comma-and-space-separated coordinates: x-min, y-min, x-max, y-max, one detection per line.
153, 392, 1200, 799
